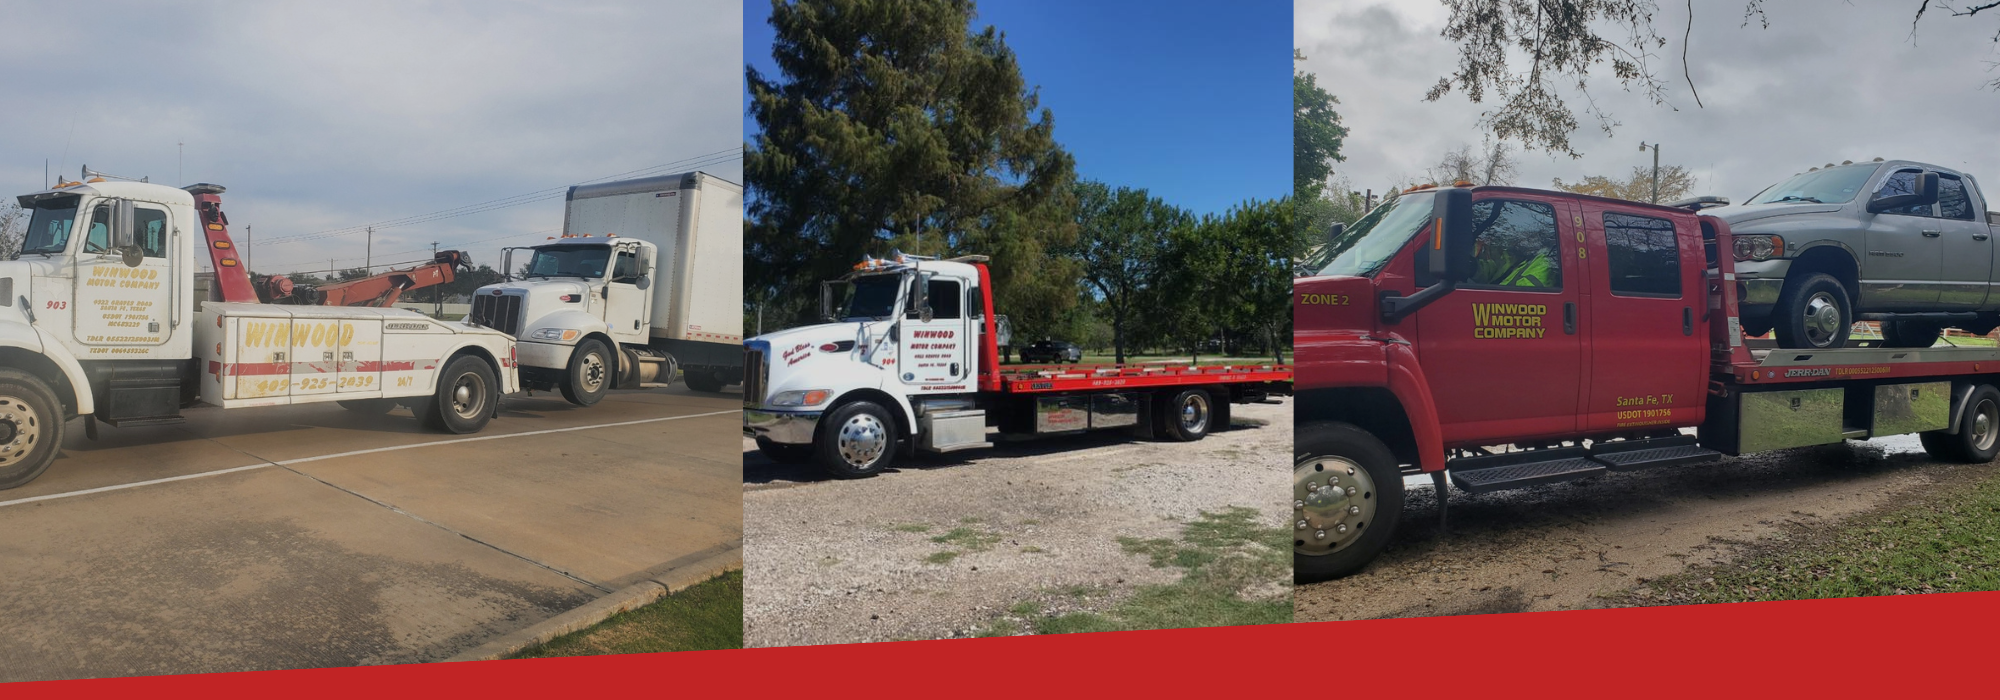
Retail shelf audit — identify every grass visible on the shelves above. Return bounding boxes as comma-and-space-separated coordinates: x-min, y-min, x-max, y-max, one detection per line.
975, 507, 1291, 637
1611, 467, 2000, 606
508, 571, 742, 658
890, 523, 932, 533
931, 527, 1003, 550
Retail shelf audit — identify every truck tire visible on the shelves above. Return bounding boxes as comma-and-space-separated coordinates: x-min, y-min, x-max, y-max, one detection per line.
1772, 273, 1851, 350
1920, 385, 2000, 463
815, 401, 898, 478
423, 355, 497, 434
683, 370, 726, 393
1160, 388, 1213, 442
1295, 422, 1403, 583
559, 339, 611, 406
338, 399, 397, 415
755, 436, 813, 464
0, 369, 64, 491
1880, 320, 1942, 349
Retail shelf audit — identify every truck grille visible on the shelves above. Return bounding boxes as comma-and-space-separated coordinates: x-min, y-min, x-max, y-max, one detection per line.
744, 348, 766, 406
470, 293, 523, 336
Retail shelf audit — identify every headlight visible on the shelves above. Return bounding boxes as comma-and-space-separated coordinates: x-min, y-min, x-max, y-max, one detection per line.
1733, 234, 1784, 262
530, 328, 582, 341
768, 389, 832, 407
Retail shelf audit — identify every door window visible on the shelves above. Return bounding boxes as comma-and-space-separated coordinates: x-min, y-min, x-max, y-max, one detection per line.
1466, 200, 1562, 289
1602, 212, 1681, 297
612, 250, 641, 282
1939, 175, 1976, 221
1876, 169, 1936, 217
135, 206, 169, 258
927, 279, 962, 319
84, 204, 112, 253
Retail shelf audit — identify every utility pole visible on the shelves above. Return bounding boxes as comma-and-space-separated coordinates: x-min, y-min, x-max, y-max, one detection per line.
244, 224, 251, 273
1640, 141, 1661, 203
365, 226, 374, 272
432, 241, 442, 319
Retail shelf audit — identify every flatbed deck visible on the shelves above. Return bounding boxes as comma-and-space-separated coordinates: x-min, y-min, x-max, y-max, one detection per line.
995, 363, 1294, 393
1726, 339, 2000, 386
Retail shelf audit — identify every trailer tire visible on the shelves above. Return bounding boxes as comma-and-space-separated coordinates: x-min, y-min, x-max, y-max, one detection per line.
683, 370, 726, 393
1772, 273, 1851, 350
338, 399, 397, 415
1295, 421, 1403, 583
755, 437, 813, 464
559, 339, 611, 406
423, 355, 497, 434
0, 369, 64, 491
815, 401, 898, 478
1880, 320, 1942, 349
1921, 385, 2000, 463
1160, 388, 1213, 442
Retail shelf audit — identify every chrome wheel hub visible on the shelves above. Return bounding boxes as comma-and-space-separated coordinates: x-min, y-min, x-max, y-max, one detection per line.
1179, 393, 1210, 433
451, 374, 484, 419
579, 351, 606, 391
1975, 399, 1998, 452
1802, 292, 1844, 347
0, 396, 41, 469
837, 413, 887, 467
1295, 455, 1375, 556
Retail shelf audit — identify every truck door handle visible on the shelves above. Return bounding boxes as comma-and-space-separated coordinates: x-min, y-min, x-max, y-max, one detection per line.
1976, 233, 1991, 241
1564, 302, 1577, 335
1923, 230, 1943, 237
1683, 307, 1694, 336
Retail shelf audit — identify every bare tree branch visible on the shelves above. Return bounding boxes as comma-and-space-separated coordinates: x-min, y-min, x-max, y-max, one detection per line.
1684, 0, 1704, 108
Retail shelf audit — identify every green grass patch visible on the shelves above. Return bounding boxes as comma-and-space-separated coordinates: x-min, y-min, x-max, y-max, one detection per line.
1020, 545, 1045, 553
924, 551, 961, 565
931, 527, 1003, 551
1614, 467, 2000, 606
890, 523, 932, 533
508, 571, 742, 658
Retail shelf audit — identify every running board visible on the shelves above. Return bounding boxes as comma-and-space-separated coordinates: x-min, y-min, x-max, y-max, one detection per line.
1589, 435, 1722, 472
1448, 438, 1722, 493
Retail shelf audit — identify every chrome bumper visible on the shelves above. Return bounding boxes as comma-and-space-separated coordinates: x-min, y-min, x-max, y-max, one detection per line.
744, 409, 821, 445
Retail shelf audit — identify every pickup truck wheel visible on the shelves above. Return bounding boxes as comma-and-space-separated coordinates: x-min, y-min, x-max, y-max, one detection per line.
1772, 273, 1851, 350
1880, 320, 1942, 349
1161, 389, 1213, 442
1920, 385, 2000, 463
0, 370, 63, 491
1295, 422, 1403, 583
815, 401, 898, 478
423, 355, 497, 434
755, 437, 814, 464
559, 339, 611, 406
337, 399, 397, 415
683, 370, 726, 393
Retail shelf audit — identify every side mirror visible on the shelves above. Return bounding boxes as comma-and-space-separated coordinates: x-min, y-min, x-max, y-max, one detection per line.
1428, 187, 1476, 282
1868, 172, 1941, 213
1326, 222, 1345, 250
913, 275, 931, 322
113, 200, 141, 267
820, 281, 836, 321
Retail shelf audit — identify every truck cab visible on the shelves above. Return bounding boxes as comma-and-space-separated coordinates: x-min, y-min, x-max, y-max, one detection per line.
478, 234, 656, 404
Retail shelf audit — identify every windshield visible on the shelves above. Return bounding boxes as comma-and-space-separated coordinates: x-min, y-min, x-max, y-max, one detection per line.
842, 273, 904, 320
524, 245, 612, 279
18, 196, 81, 256
1302, 191, 1434, 278
1746, 165, 1876, 205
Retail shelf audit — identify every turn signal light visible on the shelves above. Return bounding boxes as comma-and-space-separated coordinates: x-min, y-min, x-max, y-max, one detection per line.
220, 259, 238, 267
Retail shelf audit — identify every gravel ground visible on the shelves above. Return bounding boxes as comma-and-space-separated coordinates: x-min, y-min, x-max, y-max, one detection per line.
743, 399, 1291, 646
1295, 433, 1970, 621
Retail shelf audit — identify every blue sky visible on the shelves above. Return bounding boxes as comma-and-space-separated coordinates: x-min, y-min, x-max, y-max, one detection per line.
743, 0, 1290, 216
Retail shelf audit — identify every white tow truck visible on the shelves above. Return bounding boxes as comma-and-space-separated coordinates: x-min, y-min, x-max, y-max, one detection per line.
471, 172, 742, 405
0, 172, 518, 489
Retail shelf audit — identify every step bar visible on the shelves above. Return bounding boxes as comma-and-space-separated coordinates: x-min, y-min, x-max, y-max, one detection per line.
1448, 436, 1721, 494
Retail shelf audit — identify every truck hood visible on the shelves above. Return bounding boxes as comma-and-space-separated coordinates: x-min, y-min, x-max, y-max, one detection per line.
1709, 201, 1845, 227
1294, 275, 1374, 337
0, 259, 55, 309
749, 320, 894, 404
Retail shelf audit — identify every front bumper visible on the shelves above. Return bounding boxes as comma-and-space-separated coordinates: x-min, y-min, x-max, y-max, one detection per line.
744, 409, 822, 445
516, 339, 577, 370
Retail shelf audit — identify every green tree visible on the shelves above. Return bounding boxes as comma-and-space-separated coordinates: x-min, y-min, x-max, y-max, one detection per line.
1293, 49, 1347, 200
745, 0, 1079, 337
1553, 164, 1697, 203
0, 202, 25, 259
1071, 180, 1185, 364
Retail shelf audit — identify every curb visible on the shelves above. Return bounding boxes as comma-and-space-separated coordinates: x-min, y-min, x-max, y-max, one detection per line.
445, 541, 743, 662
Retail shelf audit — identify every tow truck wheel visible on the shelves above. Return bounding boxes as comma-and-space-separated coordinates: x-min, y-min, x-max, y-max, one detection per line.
1295, 421, 1403, 583
423, 355, 497, 434
815, 401, 898, 478
1880, 320, 1942, 349
683, 370, 726, 393
559, 339, 611, 407
755, 437, 814, 464
1161, 389, 1213, 442
1920, 385, 2000, 463
1772, 273, 1851, 350
0, 369, 63, 491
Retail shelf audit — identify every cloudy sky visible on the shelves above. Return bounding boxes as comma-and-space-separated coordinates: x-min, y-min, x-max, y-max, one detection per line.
1296, 0, 2000, 204
1, 1, 741, 277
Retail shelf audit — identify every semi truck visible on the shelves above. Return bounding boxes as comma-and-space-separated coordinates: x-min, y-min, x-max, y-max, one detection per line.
1295, 183, 2000, 581
0, 172, 517, 490
471, 172, 742, 406
742, 252, 1294, 478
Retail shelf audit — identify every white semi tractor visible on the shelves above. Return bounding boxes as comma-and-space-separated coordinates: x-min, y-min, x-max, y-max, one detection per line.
472, 172, 742, 405
0, 173, 518, 490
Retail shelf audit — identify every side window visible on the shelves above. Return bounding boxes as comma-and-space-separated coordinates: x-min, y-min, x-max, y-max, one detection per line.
1603, 211, 1681, 297
85, 204, 112, 253
1467, 200, 1562, 289
1939, 175, 1976, 221
927, 279, 962, 319
612, 250, 640, 282
135, 207, 169, 258
1876, 170, 1935, 217
966, 285, 985, 318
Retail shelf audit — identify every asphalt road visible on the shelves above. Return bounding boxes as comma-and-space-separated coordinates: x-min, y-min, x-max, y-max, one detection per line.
0, 385, 741, 682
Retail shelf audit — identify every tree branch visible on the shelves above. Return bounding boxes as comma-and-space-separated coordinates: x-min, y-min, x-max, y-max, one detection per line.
1685, 0, 1705, 108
